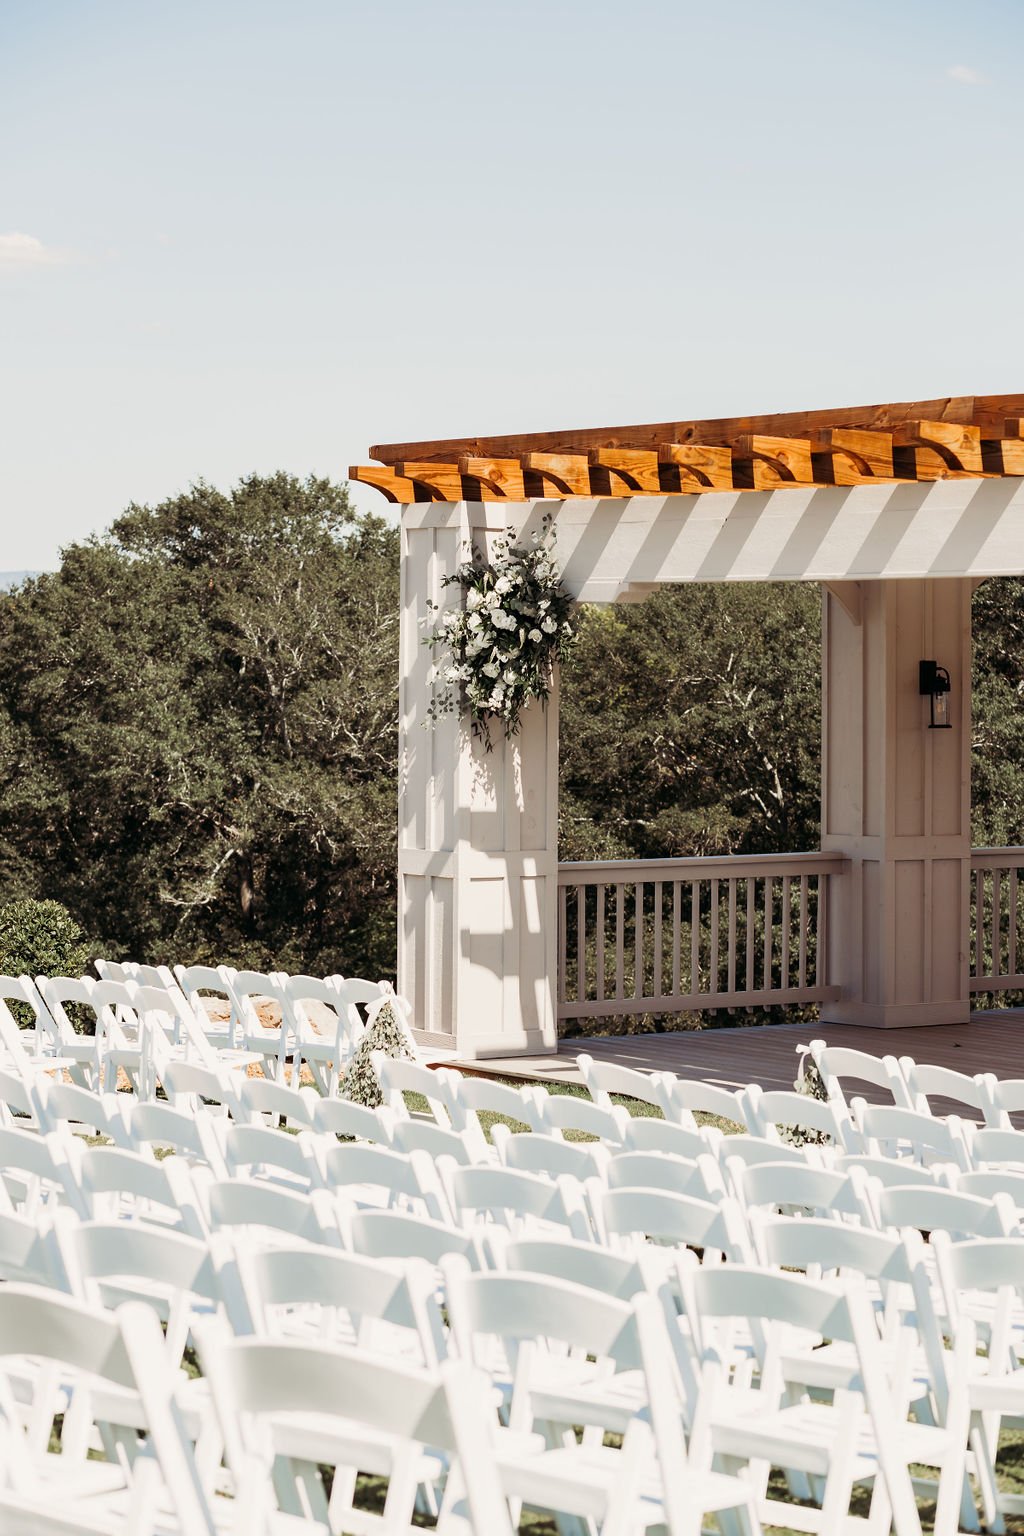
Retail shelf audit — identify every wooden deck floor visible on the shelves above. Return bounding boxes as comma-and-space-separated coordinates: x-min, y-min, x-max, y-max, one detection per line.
455, 1009, 1024, 1116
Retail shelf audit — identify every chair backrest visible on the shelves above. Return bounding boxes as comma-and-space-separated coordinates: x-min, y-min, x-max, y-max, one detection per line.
806, 1038, 911, 1108
447, 1075, 541, 1133
600, 1186, 751, 1261
743, 1085, 855, 1149
393, 1117, 484, 1167
956, 1169, 1024, 1207
231, 1240, 443, 1364
530, 1089, 629, 1144
667, 1077, 747, 1129
900, 1058, 989, 1117
323, 1142, 449, 1220
0, 1210, 68, 1286
224, 1123, 315, 1184
445, 1264, 641, 1370
35, 974, 99, 1037
754, 1213, 913, 1286
204, 1178, 340, 1246
374, 1056, 457, 1126
37, 1080, 124, 1140
983, 1076, 1024, 1126
60, 1217, 217, 1304
604, 1149, 722, 1201
494, 1128, 604, 1182
874, 1183, 1016, 1239
347, 1207, 486, 1269
313, 1096, 394, 1144
851, 1098, 970, 1169
237, 1074, 316, 1128
730, 1159, 861, 1219
577, 1053, 674, 1117
967, 1126, 1024, 1167
0, 974, 55, 1043
76, 1145, 200, 1229
712, 1133, 809, 1170
161, 1058, 236, 1114
443, 1163, 590, 1240
624, 1115, 719, 1159
502, 1235, 646, 1300
831, 1153, 938, 1190
124, 1099, 223, 1169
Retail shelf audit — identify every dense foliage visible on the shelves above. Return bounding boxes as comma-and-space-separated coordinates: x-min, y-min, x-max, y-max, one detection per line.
1, 471, 1022, 997
0, 898, 90, 981
0, 476, 399, 978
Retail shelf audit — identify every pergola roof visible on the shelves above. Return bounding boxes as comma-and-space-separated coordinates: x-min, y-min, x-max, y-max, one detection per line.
351, 392, 1024, 504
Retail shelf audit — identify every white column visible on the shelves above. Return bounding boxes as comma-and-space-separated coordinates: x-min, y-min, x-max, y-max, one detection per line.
820, 578, 972, 1027
398, 502, 559, 1058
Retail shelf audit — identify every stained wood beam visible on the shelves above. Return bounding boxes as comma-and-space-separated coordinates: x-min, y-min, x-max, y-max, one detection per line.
658, 443, 734, 491
807, 428, 894, 484
458, 457, 525, 499
348, 465, 416, 503
370, 392, 1024, 466
520, 452, 591, 498
734, 435, 815, 490
891, 421, 984, 475
588, 448, 661, 495
394, 462, 464, 501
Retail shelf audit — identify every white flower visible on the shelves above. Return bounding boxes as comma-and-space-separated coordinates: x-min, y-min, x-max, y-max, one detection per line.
482, 662, 500, 678
467, 612, 482, 630
503, 670, 516, 685
444, 666, 462, 682
528, 628, 542, 643
538, 598, 550, 611
442, 610, 460, 629
541, 617, 557, 633
466, 589, 483, 610
492, 610, 516, 630
495, 576, 512, 594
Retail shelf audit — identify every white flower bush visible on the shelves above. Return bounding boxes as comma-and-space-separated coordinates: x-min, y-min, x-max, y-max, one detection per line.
426, 517, 577, 746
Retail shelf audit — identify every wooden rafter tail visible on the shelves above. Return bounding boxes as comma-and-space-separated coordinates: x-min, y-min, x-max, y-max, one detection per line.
394, 462, 464, 502
806, 428, 895, 485
587, 448, 661, 495
733, 435, 817, 491
658, 443, 734, 491
458, 457, 525, 500
348, 465, 417, 503
520, 452, 591, 498
982, 427, 1024, 475
891, 420, 985, 476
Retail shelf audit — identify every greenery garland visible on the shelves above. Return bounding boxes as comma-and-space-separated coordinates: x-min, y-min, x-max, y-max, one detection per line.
426, 518, 577, 748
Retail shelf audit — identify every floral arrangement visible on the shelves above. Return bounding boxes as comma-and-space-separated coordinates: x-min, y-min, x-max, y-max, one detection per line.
426, 518, 577, 747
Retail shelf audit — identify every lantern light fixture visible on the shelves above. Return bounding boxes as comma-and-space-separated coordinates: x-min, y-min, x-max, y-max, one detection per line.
919, 660, 952, 729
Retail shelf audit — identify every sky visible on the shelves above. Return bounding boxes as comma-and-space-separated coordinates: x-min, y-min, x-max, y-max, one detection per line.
2, 0, 1023, 569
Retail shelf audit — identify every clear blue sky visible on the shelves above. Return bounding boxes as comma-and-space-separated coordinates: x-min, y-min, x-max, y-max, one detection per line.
2, 0, 1022, 568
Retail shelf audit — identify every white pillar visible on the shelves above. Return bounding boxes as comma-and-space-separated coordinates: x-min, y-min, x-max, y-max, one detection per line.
398, 502, 559, 1058
821, 578, 972, 1027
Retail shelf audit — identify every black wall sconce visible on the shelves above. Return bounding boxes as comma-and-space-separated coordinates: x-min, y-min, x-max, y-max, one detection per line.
919, 660, 952, 729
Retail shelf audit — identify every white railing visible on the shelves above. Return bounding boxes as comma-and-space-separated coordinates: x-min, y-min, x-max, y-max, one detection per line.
970, 848, 1024, 994
557, 851, 845, 1021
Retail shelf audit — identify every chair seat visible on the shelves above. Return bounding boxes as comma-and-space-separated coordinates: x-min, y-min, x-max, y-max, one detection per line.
496, 1439, 753, 1523
710, 1396, 949, 1479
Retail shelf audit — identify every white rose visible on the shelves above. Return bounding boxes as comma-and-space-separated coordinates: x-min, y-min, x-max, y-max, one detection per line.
482, 662, 500, 678
495, 576, 512, 594
503, 670, 516, 684
528, 628, 542, 642
466, 589, 483, 610
444, 666, 462, 682
467, 612, 482, 629
541, 617, 557, 633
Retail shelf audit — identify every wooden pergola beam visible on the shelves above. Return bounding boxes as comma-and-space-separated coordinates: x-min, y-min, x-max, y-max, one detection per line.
369, 393, 1024, 466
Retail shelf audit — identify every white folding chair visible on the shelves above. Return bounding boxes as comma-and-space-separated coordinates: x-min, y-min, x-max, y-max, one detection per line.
604, 1148, 725, 1202
805, 1037, 911, 1111
596, 1186, 751, 1264
441, 1162, 592, 1241
203, 1177, 343, 1248
492, 1126, 606, 1181
529, 1088, 630, 1145
347, 1207, 489, 1271
743, 1084, 858, 1151
577, 1052, 675, 1118
318, 1141, 450, 1222
900, 1058, 990, 1121
851, 1098, 971, 1171
223, 1122, 319, 1192
74, 1145, 207, 1236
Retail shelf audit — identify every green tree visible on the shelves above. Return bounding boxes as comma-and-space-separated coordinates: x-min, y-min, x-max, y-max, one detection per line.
559, 583, 822, 862
0, 475, 399, 978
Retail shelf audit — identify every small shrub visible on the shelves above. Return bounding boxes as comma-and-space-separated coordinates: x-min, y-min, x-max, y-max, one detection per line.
0, 899, 92, 1027
341, 1000, 414, 1108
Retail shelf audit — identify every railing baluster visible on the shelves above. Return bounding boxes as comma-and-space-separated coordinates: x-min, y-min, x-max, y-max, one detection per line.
745, 877, 757, 995
798, 874, 809, 989
690, 880, 700, 997
595, 885, 605, 1003
672, 881, 681, 997
764, 872, 773, 989
634, 883, 645, 1001
615, 883, 625, 1005
576, 885, 587, 1003
653, 881, 664, 1001
779, 876, 789, 993
1011, 867, 1020, 982
558, 884, 568, 1003
974, 867, 984, 980
992, 869, 1003, 981
710, 878, 720, 996
727, 879, 737, 996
